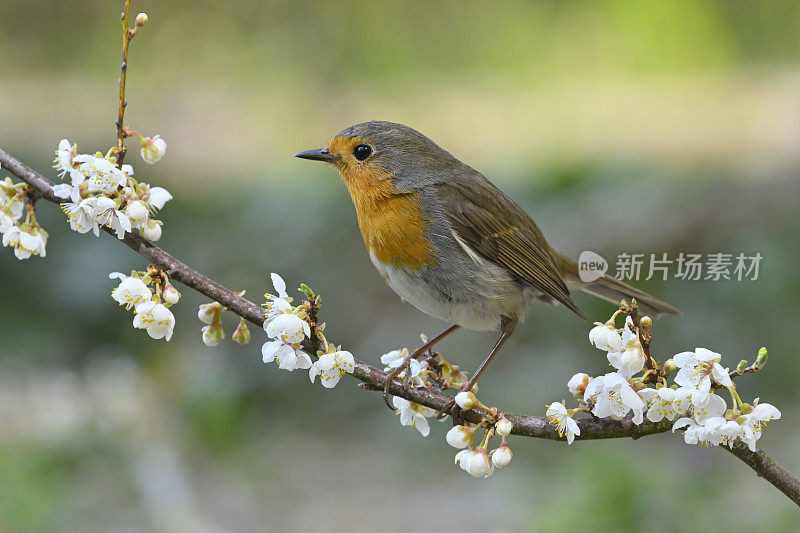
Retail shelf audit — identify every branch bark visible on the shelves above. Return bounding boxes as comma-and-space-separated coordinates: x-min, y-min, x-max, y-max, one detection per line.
1, 146, 798, 507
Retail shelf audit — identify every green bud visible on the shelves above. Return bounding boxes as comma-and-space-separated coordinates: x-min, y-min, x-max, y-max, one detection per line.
640, 316, 652, 330
135, 12, 149, 27
232, 319, 251, 345
756, 347, 768, 367
736, 359, 748, 373
741, 403, 753, 414
664, 359, 676, 374
299, 283, 314, 299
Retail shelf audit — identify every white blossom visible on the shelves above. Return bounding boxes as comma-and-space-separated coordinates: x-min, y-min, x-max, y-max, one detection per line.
197, 303, 218, 324
309, 350, 355, 388
146, 186, 172, 210
52, 183, 82, 204
491, 444, 513, 468
674, 348, 734, 406
140, 219, 162, 241
607, 318, 645, 379
545, 402, 580, 444
568, 372, 591, 398
455, 448, 494, 477
454, 391, 480, 410
53, 139, 84, 185
163, 284, 181, 305
132, 301, 175, 341
584, 372, 645, 424
741, 402, 781, 451
588, 321, 623, 352
640, 386, 691, 422
672, 417, 719, 447
446, 425, 473, 448
92, 197, 131, 239
61, 198, 100, 236
495, 417, 513, 437
264, 273, 293, 321
2, 225, 47, 259
140, 135, 167, 164
125, 200, 149, 229
73, 154, 126, 192
111, 275, 152, 310
265, 313, 310, 344
391, 396, 435, 437
380, 348, 408, 370
202, 323, 224, 346
261, 340, 312, 371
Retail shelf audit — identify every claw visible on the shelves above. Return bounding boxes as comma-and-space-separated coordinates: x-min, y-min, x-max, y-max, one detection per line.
382, 351, 414, 410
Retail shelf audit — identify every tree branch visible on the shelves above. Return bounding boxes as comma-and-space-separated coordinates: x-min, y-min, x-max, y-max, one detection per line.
1, 146, 797, 507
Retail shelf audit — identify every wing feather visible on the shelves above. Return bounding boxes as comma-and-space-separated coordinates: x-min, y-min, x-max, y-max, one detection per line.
439, 178, 585, 319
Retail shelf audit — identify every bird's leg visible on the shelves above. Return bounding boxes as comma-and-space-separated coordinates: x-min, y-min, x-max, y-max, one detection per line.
383, 324, 460, 409
437, 317, 517, 422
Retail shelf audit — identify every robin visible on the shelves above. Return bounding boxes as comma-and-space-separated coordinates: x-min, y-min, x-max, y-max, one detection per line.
295, 121, 679, 416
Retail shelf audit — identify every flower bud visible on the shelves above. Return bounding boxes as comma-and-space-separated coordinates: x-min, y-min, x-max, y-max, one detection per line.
664, 358, 677, 374
491, 444, 513, 468
736, 359, 748, 373
756, 347, 768, 367
202, 323, 224, 346
567, 372, 591, 398
163, 283, 181, 305
140, 135, 167, 164
232, 319, 251, 345
446, 425, 473, 449
454, 391, 479, 410
141, 219, 162, 241
495, 417, 513, 437
467, 448, 493, 477
125, 200, 149, 227
640, 316, 652, 330
197, 303, 219, 324
135, 12, 149, 27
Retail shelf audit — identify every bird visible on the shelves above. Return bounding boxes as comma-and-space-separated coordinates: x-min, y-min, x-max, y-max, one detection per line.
295, 121, 679, 416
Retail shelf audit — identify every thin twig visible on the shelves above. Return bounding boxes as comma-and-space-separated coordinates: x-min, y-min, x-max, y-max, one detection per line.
115, 0, 132, 167
0, 146, 797, 507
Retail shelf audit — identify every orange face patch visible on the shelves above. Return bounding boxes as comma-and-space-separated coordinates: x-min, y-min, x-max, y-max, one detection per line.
327, 135, 436, 271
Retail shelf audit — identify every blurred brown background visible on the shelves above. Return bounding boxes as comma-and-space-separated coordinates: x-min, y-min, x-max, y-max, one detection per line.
1, 1, 799, 531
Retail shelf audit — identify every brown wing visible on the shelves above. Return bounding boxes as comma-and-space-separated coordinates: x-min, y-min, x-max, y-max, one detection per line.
439, 178, 586, 320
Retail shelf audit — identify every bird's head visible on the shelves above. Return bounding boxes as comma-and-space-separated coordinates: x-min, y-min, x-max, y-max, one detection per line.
294, 121, 458, 194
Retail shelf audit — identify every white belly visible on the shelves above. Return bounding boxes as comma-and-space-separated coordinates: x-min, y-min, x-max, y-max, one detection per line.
369, 251, 522, 331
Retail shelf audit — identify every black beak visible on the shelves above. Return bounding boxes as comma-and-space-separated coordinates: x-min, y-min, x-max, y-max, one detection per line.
294, 147, 338, 162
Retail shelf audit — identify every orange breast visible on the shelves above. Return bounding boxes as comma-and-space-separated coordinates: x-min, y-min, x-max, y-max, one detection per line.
339, 167, 436, 271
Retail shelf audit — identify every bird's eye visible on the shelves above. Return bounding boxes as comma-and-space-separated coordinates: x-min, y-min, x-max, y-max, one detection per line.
353, 144, 372, 161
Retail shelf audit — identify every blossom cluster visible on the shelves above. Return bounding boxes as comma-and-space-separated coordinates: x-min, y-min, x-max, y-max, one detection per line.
545, 308, 780, 452
110, 267, 180, 341
1, 177, 48, 259
51, 138, 170, 242
379, 340, 470, 437
449, 402, 514, 478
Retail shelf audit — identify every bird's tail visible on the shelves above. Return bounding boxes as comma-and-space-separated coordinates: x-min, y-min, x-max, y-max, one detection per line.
552, 250, 681, 319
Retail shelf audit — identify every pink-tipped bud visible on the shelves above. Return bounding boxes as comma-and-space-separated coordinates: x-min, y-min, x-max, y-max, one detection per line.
232, 320, 251, 345
202, 323, 224, 346
140, 135, 166, 164
163, 283, 180, 305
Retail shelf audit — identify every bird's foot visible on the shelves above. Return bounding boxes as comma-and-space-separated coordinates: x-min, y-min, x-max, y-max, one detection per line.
382, 355, 415, 410
436, 399, 467, 425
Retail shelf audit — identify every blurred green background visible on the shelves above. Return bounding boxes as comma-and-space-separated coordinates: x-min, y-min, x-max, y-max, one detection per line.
2, 0, 800, 531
